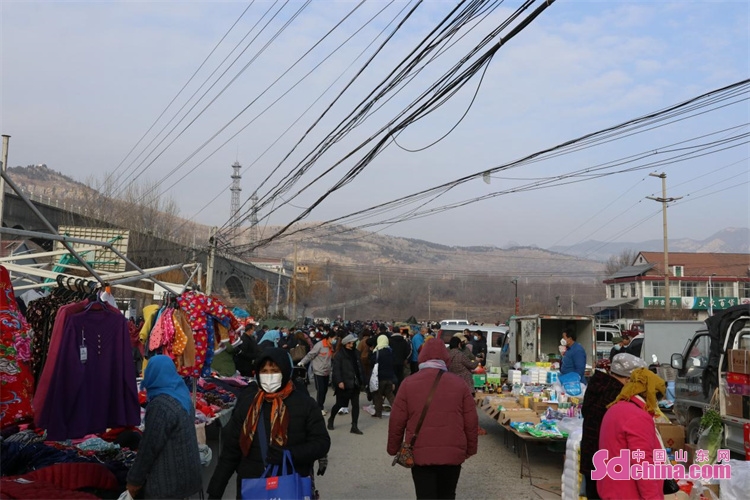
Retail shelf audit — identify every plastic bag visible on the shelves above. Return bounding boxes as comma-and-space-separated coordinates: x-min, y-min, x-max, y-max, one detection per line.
560, 372, 582, 396
720, 459, 750, 500
557, 417, 583, 437
117, 491, 134, 500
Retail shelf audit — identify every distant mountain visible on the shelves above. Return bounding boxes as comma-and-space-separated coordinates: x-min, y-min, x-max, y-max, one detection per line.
549, 227, 750, 261
9, 165, 605, 279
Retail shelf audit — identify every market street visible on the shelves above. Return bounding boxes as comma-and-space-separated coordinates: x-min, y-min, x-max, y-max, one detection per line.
201, 390, 565, 500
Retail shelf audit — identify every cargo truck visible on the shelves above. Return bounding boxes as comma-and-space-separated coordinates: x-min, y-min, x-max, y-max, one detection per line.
500, 314, 596, 376
671, 304, 750, 456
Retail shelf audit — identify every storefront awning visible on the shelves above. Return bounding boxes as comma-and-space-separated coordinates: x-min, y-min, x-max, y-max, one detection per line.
588, 298, 638, 308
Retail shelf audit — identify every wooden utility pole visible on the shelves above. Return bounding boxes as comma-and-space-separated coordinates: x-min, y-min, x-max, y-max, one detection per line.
647, 173, 681, 316
206, 227, 216, 295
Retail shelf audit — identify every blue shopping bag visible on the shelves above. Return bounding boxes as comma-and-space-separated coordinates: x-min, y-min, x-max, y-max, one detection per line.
241, 450, 313, 500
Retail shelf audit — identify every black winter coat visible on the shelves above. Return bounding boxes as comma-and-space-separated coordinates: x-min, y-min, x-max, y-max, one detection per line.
206, 385, 331, 499
370, 348, 397, 382
234, 334, 260, 377
389, 335, 411, 365
332, 348, 364, 392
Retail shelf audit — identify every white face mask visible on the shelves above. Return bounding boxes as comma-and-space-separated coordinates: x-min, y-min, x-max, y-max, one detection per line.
560, 338, 568, 346
259, 373, 283, 393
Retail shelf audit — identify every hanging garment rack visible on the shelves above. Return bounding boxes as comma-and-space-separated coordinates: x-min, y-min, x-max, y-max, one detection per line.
4, 262, 198, 296
0, 168, 175, 292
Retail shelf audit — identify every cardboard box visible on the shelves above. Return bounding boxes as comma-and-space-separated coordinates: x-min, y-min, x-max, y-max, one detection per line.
725, 393, 744, 418
656, 423, 685, 451
531, 400, 558, 413
728, 349, 750, 375
500, 409, 540, 424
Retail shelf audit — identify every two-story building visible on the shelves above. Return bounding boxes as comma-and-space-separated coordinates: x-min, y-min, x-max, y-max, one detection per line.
590, 251, 750, 321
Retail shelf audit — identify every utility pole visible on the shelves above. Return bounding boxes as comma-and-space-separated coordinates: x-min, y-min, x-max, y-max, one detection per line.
206, 227, 217, 295
647, 173, 682, 316
428, 282, 432, 320
275, 259, 283, 315
292, 242, 298, 321
0, 135, 10, 247
511, 278, 519, 315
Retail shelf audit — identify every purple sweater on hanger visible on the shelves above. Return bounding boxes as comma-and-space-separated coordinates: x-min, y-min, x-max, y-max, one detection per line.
38, 304, 140, 440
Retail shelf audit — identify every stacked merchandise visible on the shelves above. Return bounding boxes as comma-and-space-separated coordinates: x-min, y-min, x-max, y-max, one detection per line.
507, 369, 522, 384
140, 292, 239, 378
561, 424, 583, 500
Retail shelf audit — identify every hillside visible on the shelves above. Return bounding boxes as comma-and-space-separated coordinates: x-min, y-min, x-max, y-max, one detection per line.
8, 165, 605, 278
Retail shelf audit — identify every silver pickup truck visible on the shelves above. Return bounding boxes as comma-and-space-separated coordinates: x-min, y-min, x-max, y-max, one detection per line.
671, 305, 750, 455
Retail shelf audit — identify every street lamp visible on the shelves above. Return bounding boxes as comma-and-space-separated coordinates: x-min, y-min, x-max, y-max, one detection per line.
511, 278, 519, 315
708, 273, 717, 317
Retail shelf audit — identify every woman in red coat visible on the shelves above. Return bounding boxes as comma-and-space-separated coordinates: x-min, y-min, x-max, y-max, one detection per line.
596, 367, 666, 500
387, 338, 478, 499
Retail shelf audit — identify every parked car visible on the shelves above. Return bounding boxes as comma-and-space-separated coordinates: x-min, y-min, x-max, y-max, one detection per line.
595, 324, 620, 361
440, 319, 470, 327
438, 324, 508, 369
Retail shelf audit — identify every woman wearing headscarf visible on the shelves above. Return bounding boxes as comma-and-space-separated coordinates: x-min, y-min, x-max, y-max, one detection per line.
581, 353, 648, 499
370, 335, 397, 418
447, 336, 478, 393
597, 367, 667, 500
258, 328, 281, 349
207, 348, 330, 500
126, 355, 202, 499
387, 339, 478, 500
328, 333, 365, 434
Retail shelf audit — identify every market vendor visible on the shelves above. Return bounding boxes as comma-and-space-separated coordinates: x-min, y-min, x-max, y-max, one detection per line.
560, 328, 586, 380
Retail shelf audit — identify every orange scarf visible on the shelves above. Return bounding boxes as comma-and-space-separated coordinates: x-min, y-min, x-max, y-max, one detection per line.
240, 381, 294, 456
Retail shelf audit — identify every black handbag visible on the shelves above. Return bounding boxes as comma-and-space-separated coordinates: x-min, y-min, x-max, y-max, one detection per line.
663, 478, 680, 495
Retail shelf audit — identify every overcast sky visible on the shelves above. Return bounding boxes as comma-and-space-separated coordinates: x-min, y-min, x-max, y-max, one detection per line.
2, 1, 748, 251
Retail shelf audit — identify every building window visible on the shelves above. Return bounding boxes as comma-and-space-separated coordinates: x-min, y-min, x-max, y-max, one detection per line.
650, 281, 665, 296
609, 285, 615, 299
681, 281, 698, 297
741, 282, 750, 299
620, 284, 627, 298
630, 282, 637, 298
672, 265, 684, 277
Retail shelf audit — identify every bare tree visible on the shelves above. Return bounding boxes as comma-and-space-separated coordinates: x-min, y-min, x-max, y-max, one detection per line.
604, 249, 638, 276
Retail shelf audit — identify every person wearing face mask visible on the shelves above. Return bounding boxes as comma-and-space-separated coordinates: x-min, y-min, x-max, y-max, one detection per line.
453, 332, 476, 362
299, 332, 336, 416
560, 328, 586, 380
278, 327, 297, 351
469, 331, 487, 366
328, 334, 365, 434
207, 348, 331, 500
258, 328, 280, 349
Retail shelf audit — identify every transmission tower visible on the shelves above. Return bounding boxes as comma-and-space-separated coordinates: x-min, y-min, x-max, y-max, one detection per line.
249, 191, 259, 255
230, 161, 242, 241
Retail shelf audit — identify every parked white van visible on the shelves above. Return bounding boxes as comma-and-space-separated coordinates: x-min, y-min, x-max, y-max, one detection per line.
440, 319, 470, 326
438, 324, 509, 369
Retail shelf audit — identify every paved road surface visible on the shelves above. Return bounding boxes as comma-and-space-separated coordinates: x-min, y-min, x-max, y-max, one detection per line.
202, 386, 565, 499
